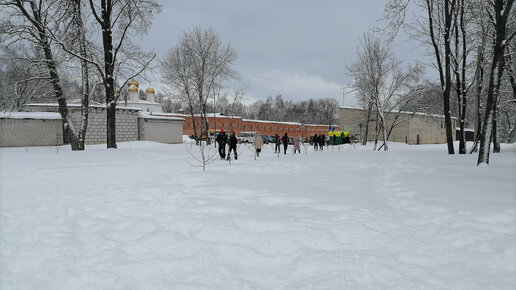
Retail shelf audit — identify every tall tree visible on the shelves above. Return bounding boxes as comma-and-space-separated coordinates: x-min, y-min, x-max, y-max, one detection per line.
65, 0, 91, 150
348, 32, 422, 151
385, 0, 459, 154
1, 0, 84, 150
477, 0, 514, 165
88, 0, 160, 148
160, 27, 238, 143
451, 0, 474, 154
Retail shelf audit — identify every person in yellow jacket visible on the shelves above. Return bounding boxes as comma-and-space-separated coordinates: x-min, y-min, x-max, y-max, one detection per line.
252, 132, 264, 157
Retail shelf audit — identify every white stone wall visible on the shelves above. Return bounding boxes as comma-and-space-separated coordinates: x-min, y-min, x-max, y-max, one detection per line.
68, 107, 139, 144
0, 118, 63, 147
138, 117, 184, 144
23, 104, 140, 145
339, 107, 452, 145
407, 116, 449, 144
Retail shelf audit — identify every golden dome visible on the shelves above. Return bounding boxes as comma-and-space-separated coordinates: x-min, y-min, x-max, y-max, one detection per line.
128, 79, 139, 88
114, 88, 120, 94
128, 87, 138, 92
146, 87, 155, 94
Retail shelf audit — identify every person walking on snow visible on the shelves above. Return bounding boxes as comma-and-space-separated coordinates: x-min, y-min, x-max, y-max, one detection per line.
313, 134, 319, 151
319, 134, 325, 151
252, 132, 264, 157
227, 131, 238, 160
274, 134, 281, 153
293, 135, 302, 154
282, 133, 289, 154
216, 129, 227, 159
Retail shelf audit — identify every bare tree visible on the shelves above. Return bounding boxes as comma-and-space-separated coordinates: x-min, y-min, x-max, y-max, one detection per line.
385, 0, 459, 154
348, 31, 422, 151
160, 27, 238, 143
1, 0, 84, 150
184, 139, 218, 171
451, 0, 476, 154
63, 0, 90, 150
478, 0, 515, 165
225, 83, 247, 117
0, 46, 55, 109
87, 0, 160, 148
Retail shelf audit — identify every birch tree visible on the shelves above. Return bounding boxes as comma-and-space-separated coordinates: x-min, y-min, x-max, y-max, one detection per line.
348, 32, 422, 151
1, 0, 84, 150
160, 27, 238, 143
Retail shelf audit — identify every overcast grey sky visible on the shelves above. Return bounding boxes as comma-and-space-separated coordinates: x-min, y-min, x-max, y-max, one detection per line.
142, 0, 429, 106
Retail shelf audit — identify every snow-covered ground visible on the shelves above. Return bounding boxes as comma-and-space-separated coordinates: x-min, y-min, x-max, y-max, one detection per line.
1, 140, 515, 290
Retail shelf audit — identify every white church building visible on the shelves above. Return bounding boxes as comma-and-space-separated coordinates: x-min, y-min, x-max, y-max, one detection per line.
121, 79, 163, 113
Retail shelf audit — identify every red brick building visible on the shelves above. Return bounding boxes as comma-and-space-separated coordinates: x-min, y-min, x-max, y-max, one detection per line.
149, 113, 338, 138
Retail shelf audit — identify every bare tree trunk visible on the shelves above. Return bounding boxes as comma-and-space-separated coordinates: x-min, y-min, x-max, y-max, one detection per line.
72, 0, 89, 150
380, 116, 388, 151
443, 0, 456, 154
492, 101, 501, 153
477, 0, 513, 165
362, 101, 373, 145
373, 113, 380, 150
471, 46, 484, 153
201, 104, 210, 145
425, 0, 456, 154
16, 1, 80, 150
455, 0, 468, 154
187, 103, 199, 144
100, 2, 116, 149
88, 0, 118, 148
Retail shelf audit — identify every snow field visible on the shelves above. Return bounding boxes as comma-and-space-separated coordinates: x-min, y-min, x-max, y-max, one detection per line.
0, 141, 515, 289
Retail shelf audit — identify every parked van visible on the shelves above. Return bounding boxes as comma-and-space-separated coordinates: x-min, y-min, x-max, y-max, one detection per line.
237, 131, 257, 143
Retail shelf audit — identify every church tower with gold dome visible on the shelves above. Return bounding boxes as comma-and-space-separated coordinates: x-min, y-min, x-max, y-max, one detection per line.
121, 80, 162, 113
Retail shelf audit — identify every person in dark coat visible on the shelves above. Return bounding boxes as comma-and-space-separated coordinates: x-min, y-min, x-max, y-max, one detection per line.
216, 129, 227, 159
274, 134, 281, 153
282, 133, 289, 154
313, 134, 319, 151
319, 134, 325, 151
227, 131, 238, 160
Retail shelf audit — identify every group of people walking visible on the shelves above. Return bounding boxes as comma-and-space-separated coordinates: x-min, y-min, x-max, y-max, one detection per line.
312, 134, 326, 151
254, 132, 303, 156
216, 129, 326, 160
215, 129, 238, 160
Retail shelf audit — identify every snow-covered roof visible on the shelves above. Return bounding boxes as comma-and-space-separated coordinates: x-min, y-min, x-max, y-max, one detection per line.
210, 113, 242, 119
456, 127, 475, 132
242, 119, 301, 125
0, 112, 62, 120
149, 112, 188, 117
304, 123, 338, 127
67, 99, 104, 106
155, 112, 336, 127
24, 103, 142, 111
124, 100, 162, 105
339, 106, 456, 120
139, 112, 185, 121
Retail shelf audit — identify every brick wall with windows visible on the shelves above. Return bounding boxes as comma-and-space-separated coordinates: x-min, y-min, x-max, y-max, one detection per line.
153, 113, 339, 138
